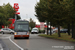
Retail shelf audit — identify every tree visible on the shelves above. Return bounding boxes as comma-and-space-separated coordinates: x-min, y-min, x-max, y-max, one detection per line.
35, 0, 63, 36
71, 0, 75, 39
29, 18, 36, 29
0, 3, 21, 28
35, 0, 75, 37
0, 5, 11, 27
35, 0, 48, 22
35, 0, 50, 35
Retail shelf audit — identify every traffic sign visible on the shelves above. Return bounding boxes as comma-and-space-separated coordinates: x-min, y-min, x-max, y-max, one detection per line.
14, 3, 19, 9
13, 3, 20, 14
40, 22, 44, 30
15, 12, 20, 14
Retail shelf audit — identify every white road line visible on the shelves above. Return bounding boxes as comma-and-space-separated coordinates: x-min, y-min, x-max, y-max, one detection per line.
9, 36, 24, 50
0, 37, 9, 39
0, 44, 3, 50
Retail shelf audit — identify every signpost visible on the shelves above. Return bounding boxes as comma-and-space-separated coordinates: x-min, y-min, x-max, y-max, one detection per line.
13, 3, 20, 20
40, 22, 44, 30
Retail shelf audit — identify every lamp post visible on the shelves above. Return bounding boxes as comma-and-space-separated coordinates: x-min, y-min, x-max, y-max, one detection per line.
15, 14, 17, 20
50, 22, 52, 35
45, 20, 48, 35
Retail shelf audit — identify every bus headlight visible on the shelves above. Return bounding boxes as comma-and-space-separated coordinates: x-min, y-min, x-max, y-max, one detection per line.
14, 32, 17, 35
27, 32, 29, 35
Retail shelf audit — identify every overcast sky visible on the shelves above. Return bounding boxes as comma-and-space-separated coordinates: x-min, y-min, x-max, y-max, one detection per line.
0, 0, 40, 24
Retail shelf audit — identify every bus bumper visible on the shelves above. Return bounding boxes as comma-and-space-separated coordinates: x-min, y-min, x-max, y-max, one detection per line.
14, 35, 29, 38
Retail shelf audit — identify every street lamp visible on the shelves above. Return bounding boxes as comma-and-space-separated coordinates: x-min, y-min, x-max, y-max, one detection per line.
45, 20, 48, 35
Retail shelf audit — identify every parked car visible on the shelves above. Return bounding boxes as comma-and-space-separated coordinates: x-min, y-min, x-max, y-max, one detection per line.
52, 28, 58, 33
0, 28, 14, 34
60, 29, 68, 33
31, 27, 39, 34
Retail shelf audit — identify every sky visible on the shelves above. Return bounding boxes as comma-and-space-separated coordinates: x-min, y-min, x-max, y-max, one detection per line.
0, 0, 40, 24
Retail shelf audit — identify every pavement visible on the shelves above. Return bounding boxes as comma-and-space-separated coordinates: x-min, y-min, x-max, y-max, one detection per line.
0, 34, 75, 50
0, 34, 9, 50
0, 43, 3, 50
0, 39, 10, 50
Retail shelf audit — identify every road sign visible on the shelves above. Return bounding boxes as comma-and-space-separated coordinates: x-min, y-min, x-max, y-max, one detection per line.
14, 3, 19, 9
13, 3, 19, 12
15, 12, 20, 14
40, 22, 44, 30
13, 3, 20, 14
13, 3, 20, 21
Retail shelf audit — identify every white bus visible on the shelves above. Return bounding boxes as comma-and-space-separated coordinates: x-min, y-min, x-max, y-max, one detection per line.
14, 20, 30, 39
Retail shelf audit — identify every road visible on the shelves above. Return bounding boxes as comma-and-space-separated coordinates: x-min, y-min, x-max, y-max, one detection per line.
0, 34, 75, 50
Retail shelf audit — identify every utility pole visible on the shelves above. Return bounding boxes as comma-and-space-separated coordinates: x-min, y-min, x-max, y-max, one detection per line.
15, 14, 17, 20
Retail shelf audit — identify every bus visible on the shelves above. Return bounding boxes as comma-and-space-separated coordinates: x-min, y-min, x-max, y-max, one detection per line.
14, 20, 30, 39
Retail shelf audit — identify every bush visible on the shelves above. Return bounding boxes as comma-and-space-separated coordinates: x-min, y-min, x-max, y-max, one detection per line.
39, 30, 45, 33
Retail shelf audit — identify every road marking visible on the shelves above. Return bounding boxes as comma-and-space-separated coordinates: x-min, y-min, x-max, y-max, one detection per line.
9, 36, 24, 50
0, 44, 3, 50
0, 37, 9, 39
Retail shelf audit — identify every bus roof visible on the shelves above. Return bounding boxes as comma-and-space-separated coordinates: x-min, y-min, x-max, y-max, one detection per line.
15, 19, 29, 22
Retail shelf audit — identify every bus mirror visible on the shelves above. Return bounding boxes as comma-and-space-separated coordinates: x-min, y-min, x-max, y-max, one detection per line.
29, 27, 31, 31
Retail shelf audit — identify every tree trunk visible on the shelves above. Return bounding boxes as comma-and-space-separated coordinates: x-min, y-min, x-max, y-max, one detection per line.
0, 25, 1, 28
72, 21, 74, 38
73, 25, 75, 39
68, 24, 70, 35
58, 25, 61, 37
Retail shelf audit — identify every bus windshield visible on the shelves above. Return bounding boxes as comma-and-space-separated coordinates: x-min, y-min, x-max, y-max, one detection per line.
14, 21, 29, 32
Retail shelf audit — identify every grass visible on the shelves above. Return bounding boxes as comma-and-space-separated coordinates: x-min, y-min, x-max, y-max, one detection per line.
39, 33, 75, 42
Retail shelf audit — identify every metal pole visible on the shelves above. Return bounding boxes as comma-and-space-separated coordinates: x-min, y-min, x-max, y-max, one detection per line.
15, 14, 17, 21
47, 21, 48, 35
50, 22, 52, 35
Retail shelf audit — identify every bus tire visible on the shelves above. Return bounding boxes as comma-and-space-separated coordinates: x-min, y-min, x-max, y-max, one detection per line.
27, 37, 29, 39
14, 37, 17, 39
1, 32, 4, 34
10, 32, 14, 34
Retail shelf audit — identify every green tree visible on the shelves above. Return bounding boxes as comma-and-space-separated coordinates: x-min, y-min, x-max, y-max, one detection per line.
35, 0, 48, 22
71, 0, 75, 39
29, 18, 36, 29
0, 3, 21, 28
35, 0, 49, 35
35, 0, 74, 37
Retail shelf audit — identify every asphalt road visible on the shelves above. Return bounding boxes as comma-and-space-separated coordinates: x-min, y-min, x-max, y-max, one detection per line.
0, 34, 75, 50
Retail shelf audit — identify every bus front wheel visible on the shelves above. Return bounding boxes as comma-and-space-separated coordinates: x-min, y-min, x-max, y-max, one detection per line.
25, 37, 29, 39
14, 37, 17, 39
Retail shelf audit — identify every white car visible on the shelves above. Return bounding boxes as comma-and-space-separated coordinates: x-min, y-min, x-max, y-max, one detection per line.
0, 28, 14, 34
31, 27, 39, 34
